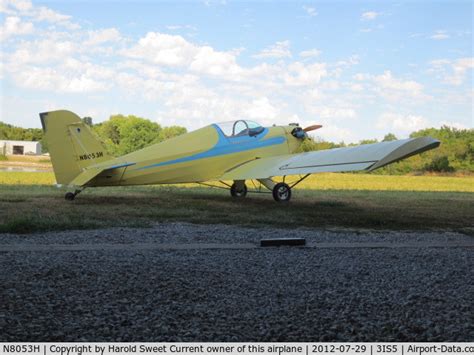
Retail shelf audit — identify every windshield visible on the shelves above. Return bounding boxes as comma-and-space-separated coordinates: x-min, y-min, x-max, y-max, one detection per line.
215, 120, 264, 137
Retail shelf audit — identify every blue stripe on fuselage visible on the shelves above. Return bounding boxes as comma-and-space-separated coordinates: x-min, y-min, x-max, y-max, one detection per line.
135, 125, 286, 171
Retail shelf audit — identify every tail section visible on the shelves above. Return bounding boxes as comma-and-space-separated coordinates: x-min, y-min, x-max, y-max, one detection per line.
40, 110, 112, 185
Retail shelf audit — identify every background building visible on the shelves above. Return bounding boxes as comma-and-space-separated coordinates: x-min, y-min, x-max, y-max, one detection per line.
0, 140, 42, 155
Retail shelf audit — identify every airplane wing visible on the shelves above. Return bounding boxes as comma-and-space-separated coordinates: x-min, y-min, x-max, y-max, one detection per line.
220, 137, 440, 180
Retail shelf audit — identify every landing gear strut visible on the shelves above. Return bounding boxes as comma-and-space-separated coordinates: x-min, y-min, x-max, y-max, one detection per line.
272, 182, 292, 202
230, 181, 247, 198
65, 189, 83, 201
200, 175, 311, 203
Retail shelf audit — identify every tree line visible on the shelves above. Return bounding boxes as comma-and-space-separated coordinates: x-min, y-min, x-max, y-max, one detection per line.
0, 116, 472, 174
298, 126, 473, 174
0, 115, 187, 157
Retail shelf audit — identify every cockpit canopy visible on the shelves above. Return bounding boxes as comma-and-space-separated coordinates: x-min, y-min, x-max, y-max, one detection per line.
215, 120, 265, 138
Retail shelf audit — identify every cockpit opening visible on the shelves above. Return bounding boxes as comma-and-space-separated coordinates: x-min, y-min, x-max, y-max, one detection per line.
215, 120, 265, 138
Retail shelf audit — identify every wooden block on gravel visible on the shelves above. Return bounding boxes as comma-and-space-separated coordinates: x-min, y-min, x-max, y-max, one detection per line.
260, 238, 306, 247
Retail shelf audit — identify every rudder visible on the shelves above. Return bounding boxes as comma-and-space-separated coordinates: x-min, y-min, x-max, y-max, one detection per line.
40, 110, 112, 185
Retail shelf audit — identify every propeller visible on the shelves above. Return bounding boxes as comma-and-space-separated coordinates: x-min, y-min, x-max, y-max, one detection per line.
303, 124, 323, 132
291, 124, 323, 139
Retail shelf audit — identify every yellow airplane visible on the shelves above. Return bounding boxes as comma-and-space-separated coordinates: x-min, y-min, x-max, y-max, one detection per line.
40, 110, 440, 202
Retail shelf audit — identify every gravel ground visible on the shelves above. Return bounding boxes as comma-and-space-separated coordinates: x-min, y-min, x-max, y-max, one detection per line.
0, 223, 473, 342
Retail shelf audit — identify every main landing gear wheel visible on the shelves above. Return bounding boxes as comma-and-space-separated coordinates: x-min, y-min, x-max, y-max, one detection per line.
273, 182, 291, 202
230, 182, 248, 198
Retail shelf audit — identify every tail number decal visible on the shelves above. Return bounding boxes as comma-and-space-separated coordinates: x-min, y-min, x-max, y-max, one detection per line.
79, 151, 104, 161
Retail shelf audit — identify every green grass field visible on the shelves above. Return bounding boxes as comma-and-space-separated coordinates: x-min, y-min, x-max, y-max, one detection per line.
0, 171, 473, 234
1, 171, 473, 192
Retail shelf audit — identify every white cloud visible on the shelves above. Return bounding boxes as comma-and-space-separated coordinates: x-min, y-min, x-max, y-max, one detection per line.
439, 121, 468, 129
35, 6, 70, 23
349, 83, 364, 92
125, 32, 243, 79
430, 30, 449, 40
284, 62, 327, 86
34, 6, 80, 29
429, 59, 450, 67
190, 46, 243, 77
11, 0, 33, 12
446, 57, 473, 85
85, 28, 121, 45
303, 6, 317, 17
1, 0, 33, 13
245, 97, 279, 121
165, 24, 196, 31
299, 48, 321, 58
371, 70, 430, 101
7, 39, 76, 65
13, 66, 108, 92
373, 71, 422, 92
125, 32, 199, 66
353, 73, 367, 81
0, 16, 34, 40
316, 125, 357, 143
308, 106, 356, 119
1, 1, 80, 29
376, 113, 430, 132
351, 71, 431, 103
361, 11, 379, 21
428, 57, 474, 85
335, 55, 360, 68
253, 40, 291, 59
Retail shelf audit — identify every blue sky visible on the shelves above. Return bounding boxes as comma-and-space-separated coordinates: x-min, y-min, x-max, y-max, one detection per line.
1, 0, 472, 142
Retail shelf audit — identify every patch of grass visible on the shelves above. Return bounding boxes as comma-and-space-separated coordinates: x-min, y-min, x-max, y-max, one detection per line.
0, 197, 27, 203
0, 172, 472, 233
3, 155, 48, 162
1, 171, 473, 192
0, 155, 7, 161
0, 172, 55, 185
0, 184, 472, 234
296, 173, 474, 192
0, 216, 95, 234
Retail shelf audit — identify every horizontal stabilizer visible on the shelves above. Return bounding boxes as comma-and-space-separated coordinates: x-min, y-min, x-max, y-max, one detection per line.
69, 167, 104, 187
68, 161, 136, 187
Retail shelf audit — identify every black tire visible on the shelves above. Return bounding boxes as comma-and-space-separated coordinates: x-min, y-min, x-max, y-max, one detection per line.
272, 182, 291, 202
65, 192, 75, 201
230, 182, 247, 198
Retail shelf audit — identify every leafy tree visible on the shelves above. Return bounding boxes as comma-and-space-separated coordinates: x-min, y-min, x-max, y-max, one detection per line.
82, 117, 93, 126
358, 138, 378, 145
383, 133, 397, 141
410, 125, 474, 172
424, 156, 454, 172
93, 116, 188, 155
0, 122, 46, 152
158, 126, 187, 141
297, 137, 344, 152
0, 122, 42, 141
93, 114, 163, 155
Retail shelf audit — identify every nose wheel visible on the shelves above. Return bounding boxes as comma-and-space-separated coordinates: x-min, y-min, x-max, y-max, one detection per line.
272, 182, 291, 202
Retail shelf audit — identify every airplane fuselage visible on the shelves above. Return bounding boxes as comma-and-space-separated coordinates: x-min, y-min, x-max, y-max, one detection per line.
88, 124, 300, 187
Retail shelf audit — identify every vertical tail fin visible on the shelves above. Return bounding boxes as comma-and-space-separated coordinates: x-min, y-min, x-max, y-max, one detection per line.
40, 110, 112, 185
